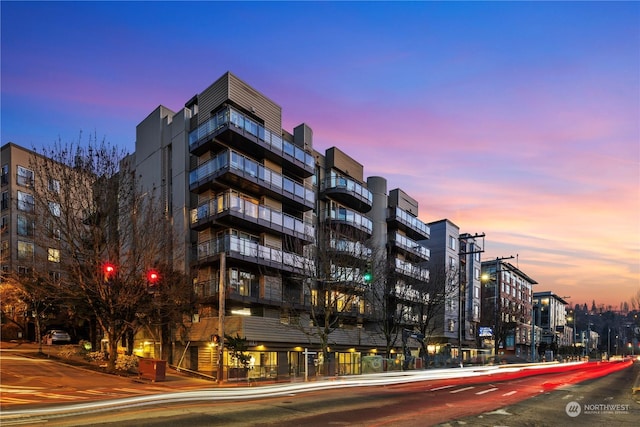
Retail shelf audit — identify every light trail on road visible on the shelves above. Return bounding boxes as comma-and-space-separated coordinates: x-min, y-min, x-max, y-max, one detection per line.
0, 360, 632, 426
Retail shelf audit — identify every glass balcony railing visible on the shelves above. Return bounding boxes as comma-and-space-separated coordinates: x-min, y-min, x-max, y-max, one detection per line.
197, 235, 313, 271
329, 238, 372, 258
328, 206, 373, 234
393, 232, 430, 260
188, 106, 315, 171
189, 150, 315, 206
395, 257, 429, 282
321, 174, 373, 204
391, 207, 430, 238
191, 192, 315, 241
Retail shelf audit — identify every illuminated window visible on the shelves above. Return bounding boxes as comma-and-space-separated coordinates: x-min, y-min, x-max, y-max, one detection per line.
48, 248, 60, 263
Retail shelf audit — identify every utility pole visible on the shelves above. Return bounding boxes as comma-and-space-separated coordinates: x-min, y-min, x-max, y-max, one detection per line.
458, 233, 485, 367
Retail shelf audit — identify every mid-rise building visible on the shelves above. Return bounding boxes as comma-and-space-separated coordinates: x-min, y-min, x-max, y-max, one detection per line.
533, 291, 570, 358
481, 259, 537, 360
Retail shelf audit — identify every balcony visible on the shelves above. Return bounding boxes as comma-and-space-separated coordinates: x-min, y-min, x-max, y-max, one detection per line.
389, 232, 430, 261
189, 150, 315, 211
320, 174, 372, 213
328, 238, 372, 260
322, 206, 373, 236
191, 192, 315, 243
394, 257, 429, 282
194, 235, 313, 274
189, 107, 315, 178
387, 207, 430, 240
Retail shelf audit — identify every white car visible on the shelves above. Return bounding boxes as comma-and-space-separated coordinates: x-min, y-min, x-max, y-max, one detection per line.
43, 330, 72, 344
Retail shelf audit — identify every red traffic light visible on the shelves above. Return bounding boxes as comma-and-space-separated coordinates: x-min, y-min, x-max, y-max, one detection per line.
103, 262, 116, 281
147, 269, 160, 285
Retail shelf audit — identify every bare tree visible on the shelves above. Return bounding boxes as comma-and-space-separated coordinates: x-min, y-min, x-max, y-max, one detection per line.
287, 222, 371, 375
30, 136, 188, 371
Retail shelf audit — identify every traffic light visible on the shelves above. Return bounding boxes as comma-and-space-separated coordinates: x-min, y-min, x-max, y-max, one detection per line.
103, 262, 116, 282
363, 271, 373, 283
147, 269, 160, 291
363, 260, 372, 283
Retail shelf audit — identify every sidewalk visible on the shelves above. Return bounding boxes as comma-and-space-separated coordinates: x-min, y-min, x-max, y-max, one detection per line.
0, 340, 215, 389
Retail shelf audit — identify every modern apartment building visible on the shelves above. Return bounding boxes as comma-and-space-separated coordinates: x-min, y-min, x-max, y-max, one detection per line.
133, 72, 401, 379
481, 259, 537, 359
367, 181, 431, 364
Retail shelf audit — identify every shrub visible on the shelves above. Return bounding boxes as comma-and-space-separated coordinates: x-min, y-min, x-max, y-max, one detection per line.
115, 354, 139, 371
57, 345, 82, 360
86, 351, 107, 362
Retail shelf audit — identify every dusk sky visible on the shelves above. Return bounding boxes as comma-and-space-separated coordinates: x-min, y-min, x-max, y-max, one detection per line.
2, 1, 638, 309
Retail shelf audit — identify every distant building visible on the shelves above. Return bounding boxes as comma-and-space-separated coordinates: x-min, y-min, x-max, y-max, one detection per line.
481, 260, 537, 359
533, 291, 570, 351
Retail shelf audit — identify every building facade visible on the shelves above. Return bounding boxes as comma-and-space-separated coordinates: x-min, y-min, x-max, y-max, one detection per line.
481, 260, 537, 360
533, 291, 570, 358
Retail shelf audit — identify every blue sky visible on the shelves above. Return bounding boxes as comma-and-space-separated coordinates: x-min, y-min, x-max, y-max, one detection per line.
2, 1, 639, 308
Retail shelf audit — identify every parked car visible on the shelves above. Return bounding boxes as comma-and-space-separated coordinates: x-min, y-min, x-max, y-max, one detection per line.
43, 329, 72, 344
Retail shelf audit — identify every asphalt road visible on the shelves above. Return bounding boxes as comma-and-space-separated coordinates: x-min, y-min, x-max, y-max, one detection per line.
7, 361, 636, 427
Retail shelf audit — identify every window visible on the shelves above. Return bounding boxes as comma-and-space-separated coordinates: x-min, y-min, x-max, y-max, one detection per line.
474, 267, 480, 280
449, 256, 456, 267
448, 235, 456, 250
1, 240, 8, 258
49, 271, 61, 283
1, 192, 8, 210
448, 319, 455, 332
47, 220, 61, 239
1, 164, 8, 185
47, 248, 60, 263
474, 286, 480, 298
17, 241, 34, 261
17, 215, 34, 237
17, 166, 34, 187
0, 215, 7, 233
18, 266, 32, 276
17, 191, 34, 212
48, 201, 61, 217
48, 178, 60, 193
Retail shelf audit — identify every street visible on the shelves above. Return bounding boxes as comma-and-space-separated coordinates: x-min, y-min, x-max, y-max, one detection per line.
1, 345, 638, 426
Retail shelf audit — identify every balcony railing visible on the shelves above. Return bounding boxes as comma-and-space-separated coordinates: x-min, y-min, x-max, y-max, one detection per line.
394, 257, 429, 282
327, 206, 373, 234
196, 235, 312, 272
392, 232, 430, 260
191, 192, 315, 241
188, 106, 315, 171
189, 150, 315, 206
320, 174, 373, 209
389, 207, 430, 239
329, 238, 372, 258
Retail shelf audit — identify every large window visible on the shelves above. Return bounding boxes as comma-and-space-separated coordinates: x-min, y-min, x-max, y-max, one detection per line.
17, 191, 34, 212
17, 166, 34, 187
1, 191, 8, 210
17, 241, 34, 261
17, 215, 34, 237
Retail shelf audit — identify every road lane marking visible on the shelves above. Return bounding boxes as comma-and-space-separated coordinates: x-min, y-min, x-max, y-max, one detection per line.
113, 388, 144, 393
450, 386, 475, 394
77, 390, 109, 395
502, 390, 517, 396
35, 393, 80, 400
476, 387, 498, 395
562, 394, 574, 400
429, 385, 455, 391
